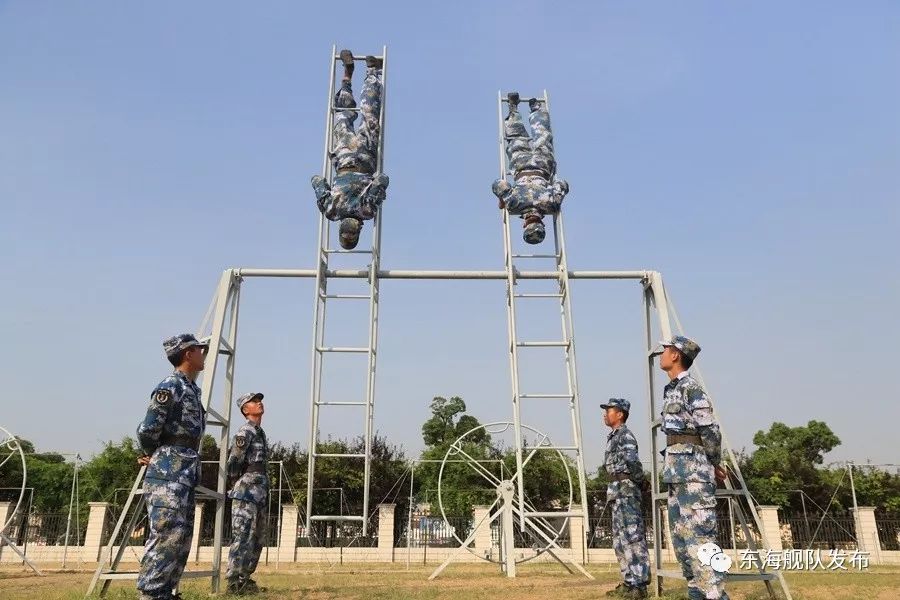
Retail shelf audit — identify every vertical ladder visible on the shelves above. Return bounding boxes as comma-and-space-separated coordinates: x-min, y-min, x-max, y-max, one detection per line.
305, 45, 387, 538
496, 90, 591, 533
86, 269, 242, 596
642, 273, 791, 600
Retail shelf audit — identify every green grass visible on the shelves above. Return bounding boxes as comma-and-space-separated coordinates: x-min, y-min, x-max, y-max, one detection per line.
1, 563, 899, 600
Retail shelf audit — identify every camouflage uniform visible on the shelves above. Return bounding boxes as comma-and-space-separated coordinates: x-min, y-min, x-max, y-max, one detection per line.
601, 398, 650, 591
492, 105, 569, 224
311, 66, 389, 222
136, 334, 207, 600
659, 337, 728, 600
226, 393, 269, 584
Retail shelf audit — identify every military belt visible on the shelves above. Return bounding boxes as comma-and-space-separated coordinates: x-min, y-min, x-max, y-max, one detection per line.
337, 167, 373, 175
517, 170, 549, 178
608, 473, 632, 482
245, 463, 267, 474
666, 433, 702, 446
159, 434, 200, 451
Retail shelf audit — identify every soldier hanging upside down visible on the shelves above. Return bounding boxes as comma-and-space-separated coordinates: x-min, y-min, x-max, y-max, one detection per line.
492, 92, 570, 244
311, 49, 389, 250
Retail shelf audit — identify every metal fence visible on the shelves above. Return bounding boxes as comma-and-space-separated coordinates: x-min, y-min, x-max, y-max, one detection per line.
395, 514, 472, 548
587, 513, 655, 549
875, 516, 900, 551
781, 513, 857, 550
297, 513, 379, 548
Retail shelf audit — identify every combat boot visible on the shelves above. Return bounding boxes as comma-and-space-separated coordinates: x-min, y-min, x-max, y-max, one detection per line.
242, 577, 268, 594
365, 55, 383, 69
227, 575, 246, 595
605, 582, 629, 597
528, 97, 542, 112
507, 91, 521, 109
624, 585, 648, 599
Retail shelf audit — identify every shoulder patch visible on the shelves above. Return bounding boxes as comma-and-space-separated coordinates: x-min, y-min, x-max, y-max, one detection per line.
236, 436, 247, 448
153, 389, 172, 404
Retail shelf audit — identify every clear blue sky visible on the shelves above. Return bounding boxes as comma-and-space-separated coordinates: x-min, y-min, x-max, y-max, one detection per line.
1, 2, 897, 472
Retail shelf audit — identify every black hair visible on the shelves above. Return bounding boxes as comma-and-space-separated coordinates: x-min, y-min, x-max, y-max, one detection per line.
620, 410, 629, 423
167, 349, 187, 368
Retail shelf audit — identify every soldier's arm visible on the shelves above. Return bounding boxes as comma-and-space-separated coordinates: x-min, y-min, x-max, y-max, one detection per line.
365, 173, 389, 208
620, 431, 644, 482
688, 386, 722, 466
227, 428, 251, 479
311, 176, 332, 211
552, 179, 569, 202
492, 179, 512, 209
136, 384, 176, 457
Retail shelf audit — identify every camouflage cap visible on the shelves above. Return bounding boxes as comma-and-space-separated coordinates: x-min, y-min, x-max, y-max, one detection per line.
600, 398, 630, 413
659, 335, 701, 361
236, 392, 264, 410
163, 333, 208, 358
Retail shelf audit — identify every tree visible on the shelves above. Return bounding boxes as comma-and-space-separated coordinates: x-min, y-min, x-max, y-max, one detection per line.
740, 421, 841, 511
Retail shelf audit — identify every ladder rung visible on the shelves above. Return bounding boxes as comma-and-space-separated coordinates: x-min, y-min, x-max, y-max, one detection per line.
206, 420, 225, 427
310, 515, 365, 522
514, 293, 563, 298
321, 294, 371, 300
651, 419, 662, 429
315, 401, 367, 406
317, 347, 370, 353
332, 106, 362, 112
519, 394, 573, 399
524, 510, 580, 518
657, 569, 776, 582
324, 248, 373, 254
195, 485, 226, 500
501, 97, 545, 104
314, 452, 367, 458
516, 341, 571, 348
334, 54, 383, 62
512, 253, 558, 259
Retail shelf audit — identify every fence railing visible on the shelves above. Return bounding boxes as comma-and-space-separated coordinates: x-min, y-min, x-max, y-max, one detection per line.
875, 517, 900, 551
781, 513, 858, 550
395, 514, 472, 548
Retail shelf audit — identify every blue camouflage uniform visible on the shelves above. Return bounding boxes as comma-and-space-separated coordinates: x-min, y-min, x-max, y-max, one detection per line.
311, 66, 389, 224
226, 393, 270, 583
136, 334, 207, 600
600, 398, 650, 588
492, 104, 569, 241
658, 336, 728, 600
602, 398, 650, 591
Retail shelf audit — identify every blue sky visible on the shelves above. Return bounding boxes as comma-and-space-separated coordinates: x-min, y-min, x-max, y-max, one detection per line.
1, 2, 897, 472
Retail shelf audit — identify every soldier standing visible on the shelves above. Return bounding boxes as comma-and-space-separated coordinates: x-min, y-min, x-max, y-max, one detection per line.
601, 398, 650, 599
657, 336, 729, 600
136, 334, 208, 600
311, 48, 388, 250
226, 392, 270, 595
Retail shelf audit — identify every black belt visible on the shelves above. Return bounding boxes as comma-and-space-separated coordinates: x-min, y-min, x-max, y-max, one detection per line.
667, 433, 702, 446
609, 473, 632, 482
517, 170, 549, 178
159, 434, 200, 451
245, 464, 267, 474
337, 167, 374, 175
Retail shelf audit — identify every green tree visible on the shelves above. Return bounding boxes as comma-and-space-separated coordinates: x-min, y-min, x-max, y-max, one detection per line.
740, 420, 841, 511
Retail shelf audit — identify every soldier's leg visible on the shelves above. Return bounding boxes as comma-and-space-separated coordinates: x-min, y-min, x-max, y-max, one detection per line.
680, 483, 726, 599
227, 499, 253, 581
611, 496, 629, 583
504, 93, 533, 174
245, 503, 265, 576
620, 487, 650, 589
169, 491, 195, 590
527, 103, 557, 176
357, 58, 383, 169
332, 54, 361, 172
137, 480, 193, 599
668, 485, 695, 584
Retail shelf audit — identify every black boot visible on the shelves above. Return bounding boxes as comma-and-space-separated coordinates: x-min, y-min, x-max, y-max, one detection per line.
243, 577, 267, 594
365, 55, 383, 69
227, 576, 246, 595
529, 97, 543, 112
507, 91, 520, 109
339, 49, 354, 79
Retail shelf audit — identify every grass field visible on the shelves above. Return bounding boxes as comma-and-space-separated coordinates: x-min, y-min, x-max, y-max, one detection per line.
1, 563, 898, 600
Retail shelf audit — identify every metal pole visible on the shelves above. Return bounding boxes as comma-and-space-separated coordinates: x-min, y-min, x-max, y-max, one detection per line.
276, 461, 283, 570
62, 455, 77, 568
848, 462, 864, 552
643, 285, 663, 598
406, 463, 415, 569
236, 268, 650, 280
